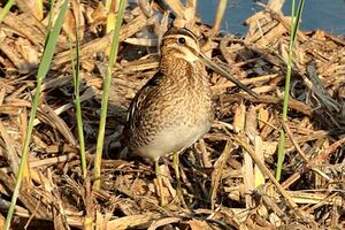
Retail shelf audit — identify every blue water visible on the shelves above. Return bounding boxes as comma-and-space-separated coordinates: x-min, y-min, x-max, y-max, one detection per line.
198, 0, 345, 35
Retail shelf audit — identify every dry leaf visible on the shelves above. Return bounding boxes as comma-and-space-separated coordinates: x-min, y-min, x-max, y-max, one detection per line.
233, 102, 246, 133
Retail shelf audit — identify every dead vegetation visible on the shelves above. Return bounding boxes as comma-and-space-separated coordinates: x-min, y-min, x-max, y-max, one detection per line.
0, 0, 345, 229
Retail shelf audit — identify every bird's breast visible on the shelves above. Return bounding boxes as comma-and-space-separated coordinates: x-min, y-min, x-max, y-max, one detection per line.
133, 86, 212, 161
128, 61, 213, 161
136, 113, 212, 161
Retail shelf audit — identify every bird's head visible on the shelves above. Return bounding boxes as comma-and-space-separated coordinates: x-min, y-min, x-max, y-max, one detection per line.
160, 27, 201, 63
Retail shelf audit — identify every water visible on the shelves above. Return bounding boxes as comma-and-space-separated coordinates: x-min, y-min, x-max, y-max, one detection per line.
198, 0, 345, 35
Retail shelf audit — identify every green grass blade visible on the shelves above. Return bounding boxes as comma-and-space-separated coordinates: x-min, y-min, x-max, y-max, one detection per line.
4, 1, 69, 229
276, 0, 305, 181
93, 0, 127, 190
0, 0, 15, 23
74, 32, 87, 179
68, 29, 87, 178
291, 0, 305, 48
276, 130, 286, 180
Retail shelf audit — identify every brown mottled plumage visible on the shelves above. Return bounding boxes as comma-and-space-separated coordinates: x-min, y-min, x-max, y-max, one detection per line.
123, 27, 213, 205
125, 27, 214, 162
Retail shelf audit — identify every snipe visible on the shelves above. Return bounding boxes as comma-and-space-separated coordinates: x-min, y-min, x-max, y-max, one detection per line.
124, 27, 256, 205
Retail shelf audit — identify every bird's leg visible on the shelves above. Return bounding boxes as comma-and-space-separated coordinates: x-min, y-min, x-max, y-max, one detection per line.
173, 152, 187, 207
155, 159, 165, 206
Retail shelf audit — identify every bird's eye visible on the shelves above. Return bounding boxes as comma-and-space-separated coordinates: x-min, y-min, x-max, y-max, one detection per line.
177, 37, 186, 45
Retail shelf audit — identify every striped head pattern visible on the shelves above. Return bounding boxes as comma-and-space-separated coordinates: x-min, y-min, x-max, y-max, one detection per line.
160, 27, 201, 63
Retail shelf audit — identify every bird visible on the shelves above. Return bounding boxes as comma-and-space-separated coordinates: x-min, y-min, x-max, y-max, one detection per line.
123, 26, 257, 206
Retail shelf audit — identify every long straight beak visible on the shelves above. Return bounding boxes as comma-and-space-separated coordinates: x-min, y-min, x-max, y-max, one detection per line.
199, 52, 258, 98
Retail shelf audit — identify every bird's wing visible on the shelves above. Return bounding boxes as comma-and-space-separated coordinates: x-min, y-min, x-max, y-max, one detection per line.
126, 71, 165, 130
